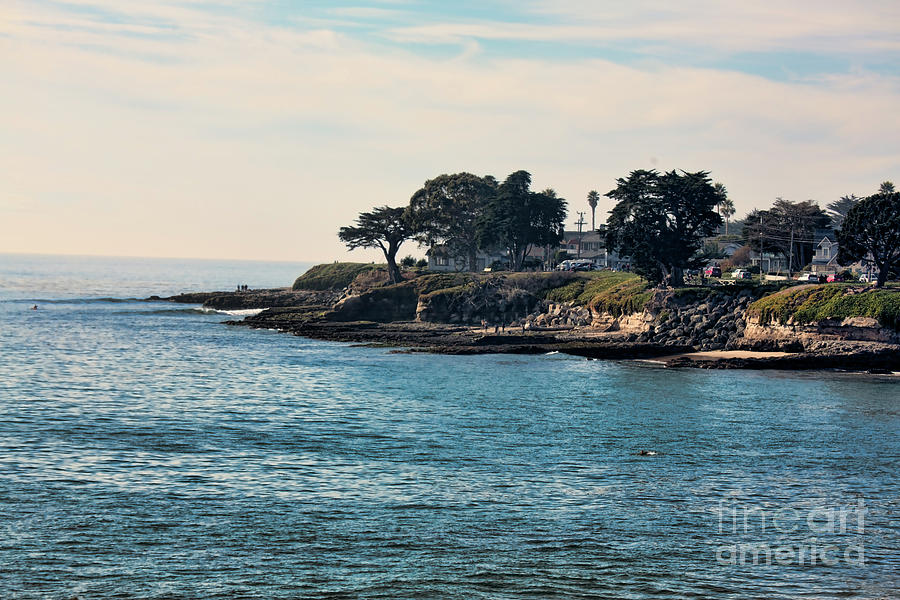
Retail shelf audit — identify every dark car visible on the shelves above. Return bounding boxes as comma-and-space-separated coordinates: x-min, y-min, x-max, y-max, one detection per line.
704, 266, 722, 278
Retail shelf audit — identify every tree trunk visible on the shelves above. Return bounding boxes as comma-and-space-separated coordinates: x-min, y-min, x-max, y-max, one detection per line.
511, 244, 524, 271
671, 267, 684, 287
468, 249, 478, 272
384, 241, 402, 284
876, 265, 888, 288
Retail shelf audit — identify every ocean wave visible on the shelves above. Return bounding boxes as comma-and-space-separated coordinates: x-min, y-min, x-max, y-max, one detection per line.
114, 307, 210, 316
6, 297, 145, 305
217, 308, 265, 317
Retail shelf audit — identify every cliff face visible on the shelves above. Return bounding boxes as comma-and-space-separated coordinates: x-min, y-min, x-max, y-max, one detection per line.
217, 265, 898, 361
742, 316, 900, 346
587, 290, 758, 351
327, 282, 419, 322
585, 292, 900, 353
328, 274, 900, 354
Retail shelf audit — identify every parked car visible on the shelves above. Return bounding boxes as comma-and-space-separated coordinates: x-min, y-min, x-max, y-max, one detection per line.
798, 273, 821, 283
704, 266, 722, 277
731, 270, 753, 280
558, 259, 595, 271
859, 273, 875, 283
826, 273, 844, 282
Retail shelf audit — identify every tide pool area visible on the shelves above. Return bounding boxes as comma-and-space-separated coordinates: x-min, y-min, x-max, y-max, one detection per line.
1, 255, 898, 598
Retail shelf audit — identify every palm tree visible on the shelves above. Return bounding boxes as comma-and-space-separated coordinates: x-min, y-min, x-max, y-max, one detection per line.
587, 190, 599, 231
713, 182, 735, 234
720, 198, 736, 235
879, 181, 896, 194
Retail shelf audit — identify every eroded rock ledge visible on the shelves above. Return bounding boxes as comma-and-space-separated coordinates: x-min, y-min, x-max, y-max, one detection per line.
157, 273, 900, 372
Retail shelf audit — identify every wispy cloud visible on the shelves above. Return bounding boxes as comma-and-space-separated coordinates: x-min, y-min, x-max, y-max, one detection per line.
1, 1, 898, 260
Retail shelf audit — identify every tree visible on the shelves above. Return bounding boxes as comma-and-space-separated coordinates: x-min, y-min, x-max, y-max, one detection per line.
587, 190, 600, 231
603, 169, 723, 287
826, 194, 861, 229
406, 173, 497, 272
741, 199, 830, 274
478, 170, 567, 271
838, 191, 900, 287
338, 206, 413, 284
720, 199, 736, 235
879, 181, 895, 194
713, 182, 735, 235
400, 255, 416, 268
730, 244, 753, 266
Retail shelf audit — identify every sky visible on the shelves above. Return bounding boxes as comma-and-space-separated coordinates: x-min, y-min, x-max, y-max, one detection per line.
2, 0, 899, 262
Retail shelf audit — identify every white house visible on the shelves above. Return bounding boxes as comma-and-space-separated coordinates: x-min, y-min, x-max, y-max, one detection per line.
426, 247, 507, 272
811, 230, 840, 273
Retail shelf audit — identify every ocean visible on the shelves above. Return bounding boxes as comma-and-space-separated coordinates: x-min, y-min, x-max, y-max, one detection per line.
1, 253, 898, 599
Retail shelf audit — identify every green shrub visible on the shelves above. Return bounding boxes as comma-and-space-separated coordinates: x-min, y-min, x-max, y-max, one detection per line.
576, 272, 644, 306
506, 271, 579, 296
577, 272, 652, 316
414, 273, 480, 295
544, 280, 586, 303
293, 263, 383, 290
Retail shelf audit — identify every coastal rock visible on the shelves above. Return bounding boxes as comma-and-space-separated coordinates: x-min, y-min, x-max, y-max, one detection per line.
155, 288, 339, 310
330, 282, 419, 322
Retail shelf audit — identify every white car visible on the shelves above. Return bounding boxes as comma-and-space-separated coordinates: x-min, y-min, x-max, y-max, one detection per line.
859, 273, 876, 283
798, 273, 821, 283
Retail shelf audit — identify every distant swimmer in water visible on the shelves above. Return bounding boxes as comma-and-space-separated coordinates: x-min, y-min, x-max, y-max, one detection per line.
31, 305, 38, 310
637, 450, 658, 456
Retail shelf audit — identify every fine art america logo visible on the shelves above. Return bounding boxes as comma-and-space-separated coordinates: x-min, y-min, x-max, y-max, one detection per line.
714, 499, 867, 566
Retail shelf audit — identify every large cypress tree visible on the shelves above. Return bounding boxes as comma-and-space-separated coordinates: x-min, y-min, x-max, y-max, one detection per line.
603, 169, 723, 286
838, 191, 900, 287
338, 206, 413, 284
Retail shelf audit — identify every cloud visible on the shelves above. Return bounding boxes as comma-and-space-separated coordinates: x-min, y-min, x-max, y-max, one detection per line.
1, 1, 898, 261
384, 1, 900, 62
330, 6, 408, 19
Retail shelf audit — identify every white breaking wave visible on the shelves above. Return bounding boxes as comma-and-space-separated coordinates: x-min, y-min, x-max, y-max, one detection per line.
220, 308, 266, 317
196, 307, 265, 316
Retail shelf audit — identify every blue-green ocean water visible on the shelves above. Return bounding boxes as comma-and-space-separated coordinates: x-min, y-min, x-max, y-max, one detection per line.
1, 254, 898, 599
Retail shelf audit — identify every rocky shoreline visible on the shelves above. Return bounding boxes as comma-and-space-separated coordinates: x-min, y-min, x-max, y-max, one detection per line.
151, 283, 900, 373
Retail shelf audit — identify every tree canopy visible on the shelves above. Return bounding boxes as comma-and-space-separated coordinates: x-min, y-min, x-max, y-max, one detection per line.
602, 169, 722, 286
826, 194, 861, 229
478, 170, 567, 271
406, 172, 497, 272
741, 199, 830, 273
838, 191, 900, 287
338, 206, 412, 284
714, 182, 735, 234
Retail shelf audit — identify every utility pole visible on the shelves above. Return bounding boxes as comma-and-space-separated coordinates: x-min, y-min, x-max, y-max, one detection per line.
788, 226, 795, 279
575, 212, 586, 259
758, 213, 765, 274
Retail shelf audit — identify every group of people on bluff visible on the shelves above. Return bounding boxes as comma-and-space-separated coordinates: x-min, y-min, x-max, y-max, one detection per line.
236, 284, 251, 292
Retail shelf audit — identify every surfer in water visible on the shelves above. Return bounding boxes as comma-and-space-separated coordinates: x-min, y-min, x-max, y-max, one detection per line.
31, 305, 38, 310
